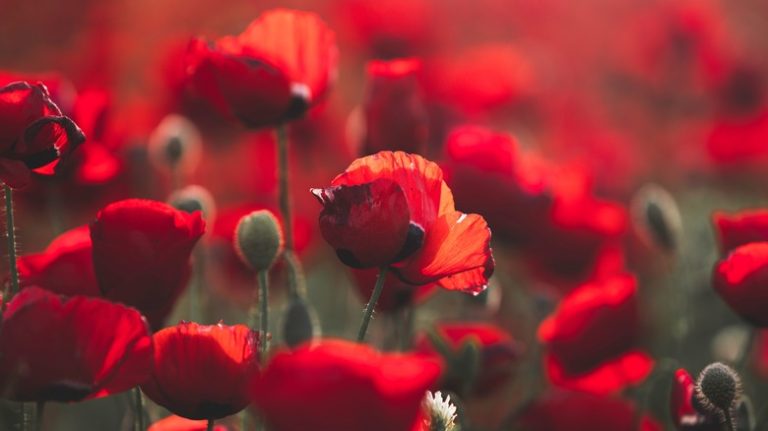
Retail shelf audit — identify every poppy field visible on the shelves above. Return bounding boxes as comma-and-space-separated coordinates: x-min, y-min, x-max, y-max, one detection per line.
3, 0, 768, 430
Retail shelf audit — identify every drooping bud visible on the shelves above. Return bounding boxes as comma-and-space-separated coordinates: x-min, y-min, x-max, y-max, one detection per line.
695, 362, 742, 424
280, 296, 320, 348
630, 183, 682, 253
168, 185, 217, 227
234, 210, 284, 272
148, 114, 202, 174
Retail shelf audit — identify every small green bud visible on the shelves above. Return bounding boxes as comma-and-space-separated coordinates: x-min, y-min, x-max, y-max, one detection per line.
235, 210, 284, 272
630, 183, 682, 253
148, 114, 202, 173
168, 185, 216, 226
281, 296, 320, 348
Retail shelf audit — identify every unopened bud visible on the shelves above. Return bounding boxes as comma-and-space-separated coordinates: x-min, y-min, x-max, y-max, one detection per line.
234, 210, 284, 272
168, 185, 216, 227
281, 296, 320, 348
631, 183, 682, 253
148, 114, 202, 174
696, 362, 742, 423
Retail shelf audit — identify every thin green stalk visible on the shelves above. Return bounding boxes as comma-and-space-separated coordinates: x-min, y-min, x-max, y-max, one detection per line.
259, 270, 269, 359
35, 402, 44, 431
133, 387, 145, 431
5, 184, 18, 297
206, 418, 214, 431
357, 267, 388, 342
276, 125, 293, 250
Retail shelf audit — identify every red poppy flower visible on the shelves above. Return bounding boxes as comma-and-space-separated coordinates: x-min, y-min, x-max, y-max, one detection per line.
359, 58, 428, 156
670, 369, 720, 431
148, 415, 229, 431
713, 209, 768, 254
141, 322, 258, 420
351, 268, 435, 313
713, 242, 768, 327
251, 339, 441, 431
518, 390, 662, 431
333, 0, 435, 58
0, 81, 86, 188
312, 151, 494, 293
441, 125, 551, 247
90, 199, 205, 330
424, 44, 534, 118
538, 274, 654, 394
415, 322, 520, 396
0, 287, 152, 402
17, 225, 100, 297
185, 9, 337, 129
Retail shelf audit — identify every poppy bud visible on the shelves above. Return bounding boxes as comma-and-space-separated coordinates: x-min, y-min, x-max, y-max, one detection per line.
168, 185, 217, 227
280, 296, 320, 348
695, 362, 741, 424
631, 183, 682, 253
148, 114, 202, 174
234, 210, 284, 272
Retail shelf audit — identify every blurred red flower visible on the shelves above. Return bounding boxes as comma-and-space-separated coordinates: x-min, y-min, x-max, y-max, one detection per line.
0, 287, 152, 402
148, 415, 228, 431
0, 81, 85, 188
713, 242, 768, 327
251, 339, 441, 431
415, 322, 520, 396
713, 209, 768, 254
186, 9, 337, 129
670, 368, 720, 431
90, 199, 205, 330
141, 322, 258, 420
538, 274, 653, 394
17, 225, 100, 297
358, 58, 428, 156
312, 151, 494, 293
519, 390, 662, 431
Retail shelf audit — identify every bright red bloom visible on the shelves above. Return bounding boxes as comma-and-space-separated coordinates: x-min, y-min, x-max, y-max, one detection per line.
670, 369, 720, 431
713, 242, 768, 327
141, 322, 258, 420
186, 9, 337, 129
442, 125, 550, 247
351, 268, 435, 313
90, 199, 205, 330
424, 44, 534, 118
251, 339, 441, 431
18, 225, 99, 297
0, 287, 152, 402
713, 209, 768, 254
360, 58, 428, 156
518, 390, 662, 431
312, 151, 494, 293
0, 81, 85, 188
415, 322, 520, 396
333, 0, 435, 58
149, 415, 229, 431
538, 274, 653, 394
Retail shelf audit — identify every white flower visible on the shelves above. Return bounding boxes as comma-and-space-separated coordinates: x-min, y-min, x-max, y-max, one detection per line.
422, 391, 459, 431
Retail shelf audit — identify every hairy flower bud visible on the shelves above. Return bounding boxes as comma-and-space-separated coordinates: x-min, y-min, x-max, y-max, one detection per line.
234, 210, 284, 272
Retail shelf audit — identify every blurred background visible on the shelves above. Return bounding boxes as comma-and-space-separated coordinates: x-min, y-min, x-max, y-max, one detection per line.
3, 0, 768, 429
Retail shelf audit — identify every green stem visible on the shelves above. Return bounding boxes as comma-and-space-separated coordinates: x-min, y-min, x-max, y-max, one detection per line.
206, 418, 214, 431
276, 124, 293, 251
259, 270, 269, 360
35, 402, 44, 431
133, 387, 145, 431
5, 184, 18, 298
357, 267, 388, 342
